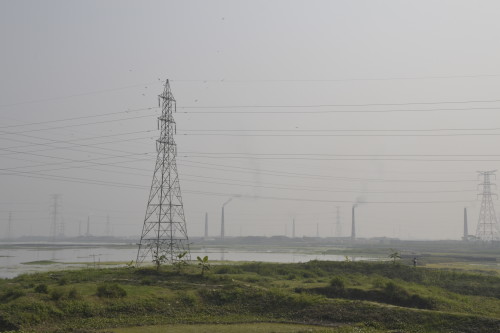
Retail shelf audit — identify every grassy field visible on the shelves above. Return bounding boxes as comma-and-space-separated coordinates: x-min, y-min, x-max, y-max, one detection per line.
0, 260, 499, 332
106, 323, 359, 333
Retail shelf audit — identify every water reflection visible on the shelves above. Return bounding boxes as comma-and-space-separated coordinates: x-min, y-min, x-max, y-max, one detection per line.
0, 244, 375, 278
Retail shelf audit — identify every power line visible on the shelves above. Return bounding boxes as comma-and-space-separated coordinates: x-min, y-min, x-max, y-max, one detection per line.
0, 130, 153, 154
177, 160, 477, 183
0, 106, 158, 130
0, 134, 153, 159
0, 147, 152, 173
4, 129, 484, 182
179, 133, 500, 137
171, 73, 500, 83
181, 154, 500, 162
178, 98, 500, 111
182, 189, 472, 205
181, 127, 500, 133
0, 81, 161, 108
0, 113, 155, 136
179, 176, 476, 195
179, 106, 500, 114
2, 148, 479, 191
1, 155, 477, 194
2, 74, 500, 109
1, 169, 474, 205
180, 152, 500, 157
1, 169, 148, 189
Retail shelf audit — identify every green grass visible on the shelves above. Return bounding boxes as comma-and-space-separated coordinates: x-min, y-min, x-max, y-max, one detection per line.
0, 261, 499, 332
425, 262, 500, 274
107, 323, 350, 333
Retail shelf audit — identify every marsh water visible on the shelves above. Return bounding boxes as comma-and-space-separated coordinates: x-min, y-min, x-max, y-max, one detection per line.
0, 243, 374, 278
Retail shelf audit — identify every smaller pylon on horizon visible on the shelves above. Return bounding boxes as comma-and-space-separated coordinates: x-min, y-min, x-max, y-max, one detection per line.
463, 207, 468, 241
204, 213, 208, 239
351, 205, 356, 241
221, 198, 232, 240
475, 170, 500, 241
106, 215, 111, 237
50, 194, 64, 239
335, 206, 342, 237
86, 216, 91, 237
7, 212, 12, 240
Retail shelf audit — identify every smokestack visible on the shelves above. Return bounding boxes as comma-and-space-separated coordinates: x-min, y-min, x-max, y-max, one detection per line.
351, 205, 356, 241
221, 206, 225, 239
292, 218, 296, 238
463, 207, 468, 240
204, 212, 208, 239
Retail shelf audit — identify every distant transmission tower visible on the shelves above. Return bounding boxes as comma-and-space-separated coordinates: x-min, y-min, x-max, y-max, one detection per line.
106, 214, 111, 237
335, 206, 342, 237
475, 170, 500, 241
50, 194, 64, 239
136, 80, 190, 265
7, 212, 12, 240
204, 212, 208, 239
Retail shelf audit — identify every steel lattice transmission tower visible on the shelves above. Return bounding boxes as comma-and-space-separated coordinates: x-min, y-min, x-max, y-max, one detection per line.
50, 194, 64, 239
475, 170, 500, 241
136, 80, 190, 266
335, 206, 342, 237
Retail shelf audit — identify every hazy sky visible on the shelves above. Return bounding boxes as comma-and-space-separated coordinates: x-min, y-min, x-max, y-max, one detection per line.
2, 0, 500, 240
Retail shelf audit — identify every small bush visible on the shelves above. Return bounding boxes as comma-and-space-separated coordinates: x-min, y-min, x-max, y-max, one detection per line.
50, 288, 64, 301
1, 288, 25, 302
141, 277, 154, 285
178, 291, 198, 306
96, 283, 127, 298
68, 288, 80, 299
330, 276, 346, 290
34, 284, 48, 294
215, 266, 243, 274
58, 277, 68, 286
243, 276, 260, 283
371, 276, 386, 289
302, 271, 316, 278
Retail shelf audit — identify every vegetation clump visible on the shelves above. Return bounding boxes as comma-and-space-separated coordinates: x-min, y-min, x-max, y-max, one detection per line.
96, 283, 127, 298
34, 283, 48, 294
50, 288, 65, 301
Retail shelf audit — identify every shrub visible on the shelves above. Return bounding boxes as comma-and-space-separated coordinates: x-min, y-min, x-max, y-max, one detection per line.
68, 287, 80, 299
50, 288, 64, 301
178, 291, 198, 306
96, 283, 127, 298
1, 288, 26, 302
141, 277, 154, 285
58, 277, 68, 286
34, 284, 48, 294
330, 276, 346, 290
215, 266, 243, 274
